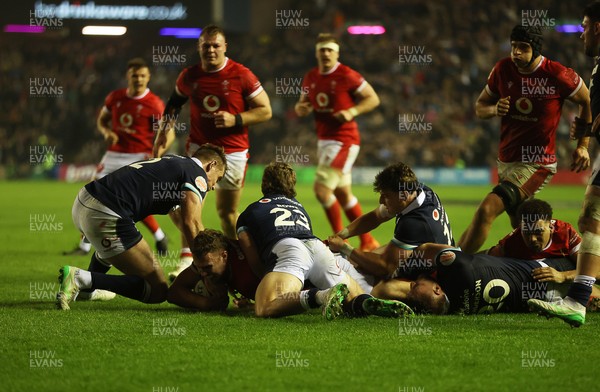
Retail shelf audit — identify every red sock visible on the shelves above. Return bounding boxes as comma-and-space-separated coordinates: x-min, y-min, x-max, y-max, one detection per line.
344, 197, 376, 245
141, 215, 160, 233
323, 195, 344, 234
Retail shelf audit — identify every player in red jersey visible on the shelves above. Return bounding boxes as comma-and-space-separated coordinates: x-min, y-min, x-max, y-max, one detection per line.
459, 25, 591, 254
167, 229, 260, 311
486, 199, 584, 284
64, 59, 173, 283
295, 33, 380, 252
153, 25, 272, 280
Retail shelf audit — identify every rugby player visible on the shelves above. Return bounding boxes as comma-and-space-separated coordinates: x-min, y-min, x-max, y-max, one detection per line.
55, 144, 226, 310
295, 33, 380, 252
167, 229, 260, 311
64, 58, 173, 266
327, 162, 454, 279
153, 25, 272, 281
459, 25, 591, 254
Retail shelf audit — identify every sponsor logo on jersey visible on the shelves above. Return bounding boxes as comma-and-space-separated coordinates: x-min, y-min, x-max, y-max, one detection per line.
515, 97, 533, 114
202, 95, 220, 112
316, 92, 329, 107
432, 209, 440, 221
195, 176, 207, 192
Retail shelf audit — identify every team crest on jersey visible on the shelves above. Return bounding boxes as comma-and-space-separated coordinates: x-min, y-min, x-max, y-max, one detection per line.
516, 97, 533, 114
195, 176, 207, 192
259, 198, 271, 203
203, 95, 220, 112
432, 209, 440, 221
508, 81, 513, 89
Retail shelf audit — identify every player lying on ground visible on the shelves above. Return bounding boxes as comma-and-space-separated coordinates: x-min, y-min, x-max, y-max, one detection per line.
236, 162, 414, 319
168, 229, 377, 313
55, 144, 226, 310
384, 243, 600, 315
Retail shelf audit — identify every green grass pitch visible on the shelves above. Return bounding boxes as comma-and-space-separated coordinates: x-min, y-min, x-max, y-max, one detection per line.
1, 180, 597, 392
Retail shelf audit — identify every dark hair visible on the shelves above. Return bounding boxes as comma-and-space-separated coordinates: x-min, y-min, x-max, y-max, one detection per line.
191, 229, 228, 260
584, 1, 600, 22
374, 162, 419, 193
510, 25, 543, 60
200, 24, 226, 41
517, 199, 553, 223
127, 58, 148, 71
261, 162, 297, 198
192, 143, 227, 174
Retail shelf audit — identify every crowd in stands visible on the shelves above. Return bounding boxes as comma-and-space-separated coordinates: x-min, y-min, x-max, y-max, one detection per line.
0, 0, 593, 178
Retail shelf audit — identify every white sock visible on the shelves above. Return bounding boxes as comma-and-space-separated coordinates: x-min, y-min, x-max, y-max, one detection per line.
322, 194, 337, 208
299, 290, 311, 310
315, 289, 330, 305
154, 228, 165, 241
181, 247, 192, 257
75, 269, 92, 289
574, 275, 596, 287
79, 238, 91, 252
344, 196, 358, 210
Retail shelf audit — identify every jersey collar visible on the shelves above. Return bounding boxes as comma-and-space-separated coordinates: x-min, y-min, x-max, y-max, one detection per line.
399, 189, 426, 216
207, 57, 229, 73
127, 88, 150, 99
320, 62, 340, 75
191, 157, 204, 168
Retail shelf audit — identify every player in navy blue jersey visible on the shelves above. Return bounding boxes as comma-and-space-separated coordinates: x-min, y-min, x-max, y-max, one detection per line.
236, 162, 414, 320
328, 162, 454, 281
55, 144, 227, 310
528, 2, 600, 327
388, 243, 591, 315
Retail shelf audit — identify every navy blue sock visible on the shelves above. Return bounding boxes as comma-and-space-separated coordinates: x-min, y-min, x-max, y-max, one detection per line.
567, 283, 593, 307
345, 294, 372, 317
90, 272, 148, 302
81, 252, 111, 293
307, 288, 319, 308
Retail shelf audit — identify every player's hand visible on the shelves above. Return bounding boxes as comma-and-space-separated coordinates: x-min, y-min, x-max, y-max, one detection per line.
153, 132, 168, 157
295, 101, 313, 117
571, 146, 590, 173
333, 109, 355, 123
570, 116, 592, 140
531, 267, 565, 283
214, 111, 235, 128
495, 96, 510, 116
326, 235, 346, 252
104, 131, 119, 146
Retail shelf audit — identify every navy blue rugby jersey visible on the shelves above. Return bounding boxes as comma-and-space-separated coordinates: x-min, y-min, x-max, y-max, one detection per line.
393, 184, 454, 250
85, 155, 209, 222
237, 194, 316, 270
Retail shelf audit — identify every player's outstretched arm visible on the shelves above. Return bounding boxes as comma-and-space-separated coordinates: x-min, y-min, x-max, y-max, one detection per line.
475, 88, 509, 119
338, 205, 392, 240
179, 190, 205, 247
167, 267, 229, 311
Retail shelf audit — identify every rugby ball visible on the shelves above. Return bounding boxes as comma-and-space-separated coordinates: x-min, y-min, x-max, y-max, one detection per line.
193, 279, 214, 297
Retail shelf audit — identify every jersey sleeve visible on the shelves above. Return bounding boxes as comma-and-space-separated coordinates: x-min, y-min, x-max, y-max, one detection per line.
346, 67, 366, 93
495, 228, 519, 256
392, 218, 427, 250
485, 63, 501, 98
182, 167, 208, 204
103, 91, 116, 112
236, 209, 251, 235
555, 65, 583, 98
175, 68, 192, 97
240, 67, 263, 100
